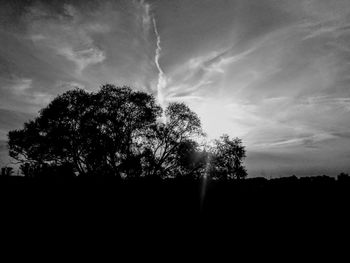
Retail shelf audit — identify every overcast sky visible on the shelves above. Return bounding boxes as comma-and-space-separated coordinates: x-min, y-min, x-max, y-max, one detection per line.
1, 0, 350, 177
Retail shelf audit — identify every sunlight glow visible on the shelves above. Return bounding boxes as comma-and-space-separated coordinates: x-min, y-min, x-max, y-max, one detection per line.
192, 100, 250, 140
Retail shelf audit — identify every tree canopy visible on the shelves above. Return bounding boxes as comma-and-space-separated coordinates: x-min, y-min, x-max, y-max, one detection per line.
209, 135, 247, 180
8, 84, 247, 179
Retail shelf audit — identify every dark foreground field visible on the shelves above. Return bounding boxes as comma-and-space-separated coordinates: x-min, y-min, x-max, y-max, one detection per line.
1, 174, 350, 252
1, 175, 350, 220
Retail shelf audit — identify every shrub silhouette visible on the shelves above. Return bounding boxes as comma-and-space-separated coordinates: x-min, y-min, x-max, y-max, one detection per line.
8, 84, 247, 179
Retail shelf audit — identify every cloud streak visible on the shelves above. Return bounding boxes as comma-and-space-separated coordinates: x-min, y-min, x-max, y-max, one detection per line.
152, 17, 167, 109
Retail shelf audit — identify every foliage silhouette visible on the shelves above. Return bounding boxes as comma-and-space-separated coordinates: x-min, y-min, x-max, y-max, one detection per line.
1, 166, 13, 176
209, 135, 247, 179
141, 102, 206, 178
8, 84, 247, 179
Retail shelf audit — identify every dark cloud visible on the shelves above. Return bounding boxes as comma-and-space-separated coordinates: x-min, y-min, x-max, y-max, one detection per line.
332, 132, 350, 139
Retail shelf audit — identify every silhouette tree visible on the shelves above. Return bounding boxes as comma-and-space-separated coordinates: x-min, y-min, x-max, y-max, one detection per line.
8, 119, 51, 172
9, 88, 93, 175
1, 166, 13, 176
87, 84, 162, 177
8, 85, 161, 177
337, 172, 350, 182
209, 134, 247, 180
173, 140, 208, 178
142, 103, 205, 177
8, 84, 247, 179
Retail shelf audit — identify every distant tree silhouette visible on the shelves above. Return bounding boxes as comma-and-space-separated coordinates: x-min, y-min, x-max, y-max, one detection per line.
337, 172, 350, 182
208, 134, 247, 180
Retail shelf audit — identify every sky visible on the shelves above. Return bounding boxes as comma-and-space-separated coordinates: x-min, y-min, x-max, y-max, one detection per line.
1, 0, 350, 177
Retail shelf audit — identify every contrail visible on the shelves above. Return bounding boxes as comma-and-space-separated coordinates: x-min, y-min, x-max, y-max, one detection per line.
152, 17, 166, 110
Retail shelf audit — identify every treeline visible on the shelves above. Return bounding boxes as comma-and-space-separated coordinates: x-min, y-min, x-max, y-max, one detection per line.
6, 84, 247, 179
1, 170, 349, 183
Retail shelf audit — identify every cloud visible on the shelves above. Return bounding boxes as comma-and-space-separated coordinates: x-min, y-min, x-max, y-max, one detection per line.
0, 108, 34, 139
10, 78, 32, 94
2, 0, 350, 176
57, 46, 105, 74
152, 17, 167, 108
166, 80, 213, 100
26, 3, 107, 74
162, 45, 258, 105
301, 20, 350, 40
253, 133, 336, 149
4, 77, 52, 108
136, 0, 152, 32
305, 96, 350, 111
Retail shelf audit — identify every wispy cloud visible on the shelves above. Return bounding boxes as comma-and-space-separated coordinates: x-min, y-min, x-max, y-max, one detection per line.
57, 46, 105, 74
163, 45, 258, 105
5, 77, 52, 108
191, 46, 256, 73
305, 96, 350, 111
301, 20, 350, 40
2, 0, 350, 176
137, 0, 152, 32
253, 133, 337, 149
27, 4, 107, 74
152, 17, 167, 108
